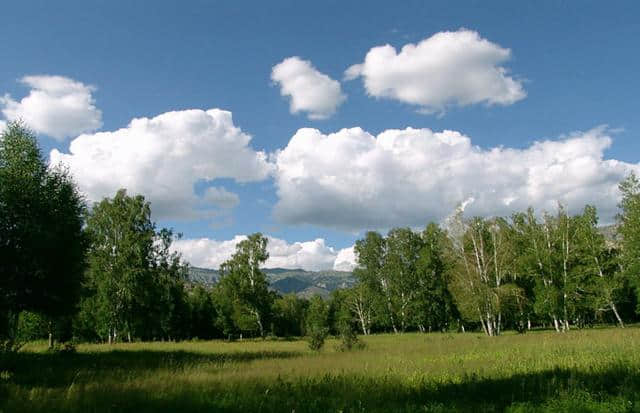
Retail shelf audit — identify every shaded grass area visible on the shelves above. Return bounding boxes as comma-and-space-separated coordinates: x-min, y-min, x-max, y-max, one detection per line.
2, 330, 640, 412
1, 349, 302, 388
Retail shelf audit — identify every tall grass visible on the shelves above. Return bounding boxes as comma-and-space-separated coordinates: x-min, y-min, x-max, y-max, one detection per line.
2, 328, 640, 412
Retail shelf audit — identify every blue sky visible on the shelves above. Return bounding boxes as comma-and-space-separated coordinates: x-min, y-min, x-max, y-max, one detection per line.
2, 1, 639, 270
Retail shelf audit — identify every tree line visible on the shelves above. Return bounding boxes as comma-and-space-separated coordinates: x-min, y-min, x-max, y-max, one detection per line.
353, 203, 638, 336
2, 121, 640, 346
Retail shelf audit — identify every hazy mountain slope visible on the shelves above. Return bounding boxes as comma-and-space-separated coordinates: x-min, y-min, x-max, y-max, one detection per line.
187, 266, 355, 297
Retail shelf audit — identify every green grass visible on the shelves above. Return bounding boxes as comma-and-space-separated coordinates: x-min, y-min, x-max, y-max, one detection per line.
2, 328, 640, 412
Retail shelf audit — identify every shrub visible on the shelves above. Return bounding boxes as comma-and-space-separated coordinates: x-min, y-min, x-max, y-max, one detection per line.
336, 324, 365, 352
16, 311, 48, 342
307, 327, 328, 351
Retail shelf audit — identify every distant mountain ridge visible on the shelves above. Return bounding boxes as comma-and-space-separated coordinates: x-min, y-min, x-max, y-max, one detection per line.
187, 266, 356, 298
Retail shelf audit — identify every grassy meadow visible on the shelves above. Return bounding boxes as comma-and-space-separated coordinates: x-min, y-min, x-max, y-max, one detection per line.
2, 328, 640, 412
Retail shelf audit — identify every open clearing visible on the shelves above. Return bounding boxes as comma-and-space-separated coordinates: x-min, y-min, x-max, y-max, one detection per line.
2, 328, 640, 412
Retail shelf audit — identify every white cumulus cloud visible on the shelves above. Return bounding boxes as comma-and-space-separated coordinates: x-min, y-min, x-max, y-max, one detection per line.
202, 186, 240, 209
273, 125, 638, 231
345, 29, 526, 114
50, 108, 272, 220
271, 56, 346, 120
334, 246, 357, 272
172, 235, 357, 272
1, 75, 102, 140
173, 235, 248, 270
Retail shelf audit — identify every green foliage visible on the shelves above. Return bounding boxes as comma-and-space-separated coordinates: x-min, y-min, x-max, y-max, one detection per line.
618, 172, 640, 313
354, 227, 458, 334
305, 296, 328, 331
217, 233, 273, 338
413, 223, 458, 332
307, 327, 328, 351
272, 294, 307, 337
82, 189, 188, 342
187, 285, 219, 340
16, 311, 48, 342
327, 288, 351, 335
306, 296, 329, 350
0, 122, 87, 339
335, 322, 364, 351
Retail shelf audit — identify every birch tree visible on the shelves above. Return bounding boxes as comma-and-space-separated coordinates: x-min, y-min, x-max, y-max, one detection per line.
514, 209, 563, 331
83, 189, 188, 342
383, 228, 423, 332
218, 233, 272, 338
84, 190, 156, 343
617, 173, 640, 316
347, 283, 374, 335
447, 211, 520, 336
354, 232, 399, 332
574, 205, 624, 327
411, 223, 457, 332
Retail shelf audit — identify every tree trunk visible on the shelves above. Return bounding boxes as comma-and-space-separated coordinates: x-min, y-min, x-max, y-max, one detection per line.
562, 292, 569, 332
48, 321, 53, 349
357, 313, 368, 335
478, 313, 489, 336
390, 318, 398, 334
256, 314, 264, 338
611, 302, 625, 328
385, 292, 398, 333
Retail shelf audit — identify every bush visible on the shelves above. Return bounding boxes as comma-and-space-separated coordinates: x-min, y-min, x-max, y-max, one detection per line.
307, 327, 328, 351
336, 324, 365, 352
16, 311, 48, 342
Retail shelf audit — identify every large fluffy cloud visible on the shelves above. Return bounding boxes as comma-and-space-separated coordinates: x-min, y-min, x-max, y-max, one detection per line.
333, 246, 357, 272
345, 29, 526, 114
271, 57, 346, 120
50, 109, 272, 220
1, 75, 102, 140
273, 125, 639, 231
172, 235, 357, 271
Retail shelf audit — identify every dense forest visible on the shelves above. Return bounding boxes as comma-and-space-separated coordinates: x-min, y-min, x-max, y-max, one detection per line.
2, 121, 640, 347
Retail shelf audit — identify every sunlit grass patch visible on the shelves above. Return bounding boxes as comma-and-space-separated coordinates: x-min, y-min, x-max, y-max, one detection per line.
2, 328, 640, 412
